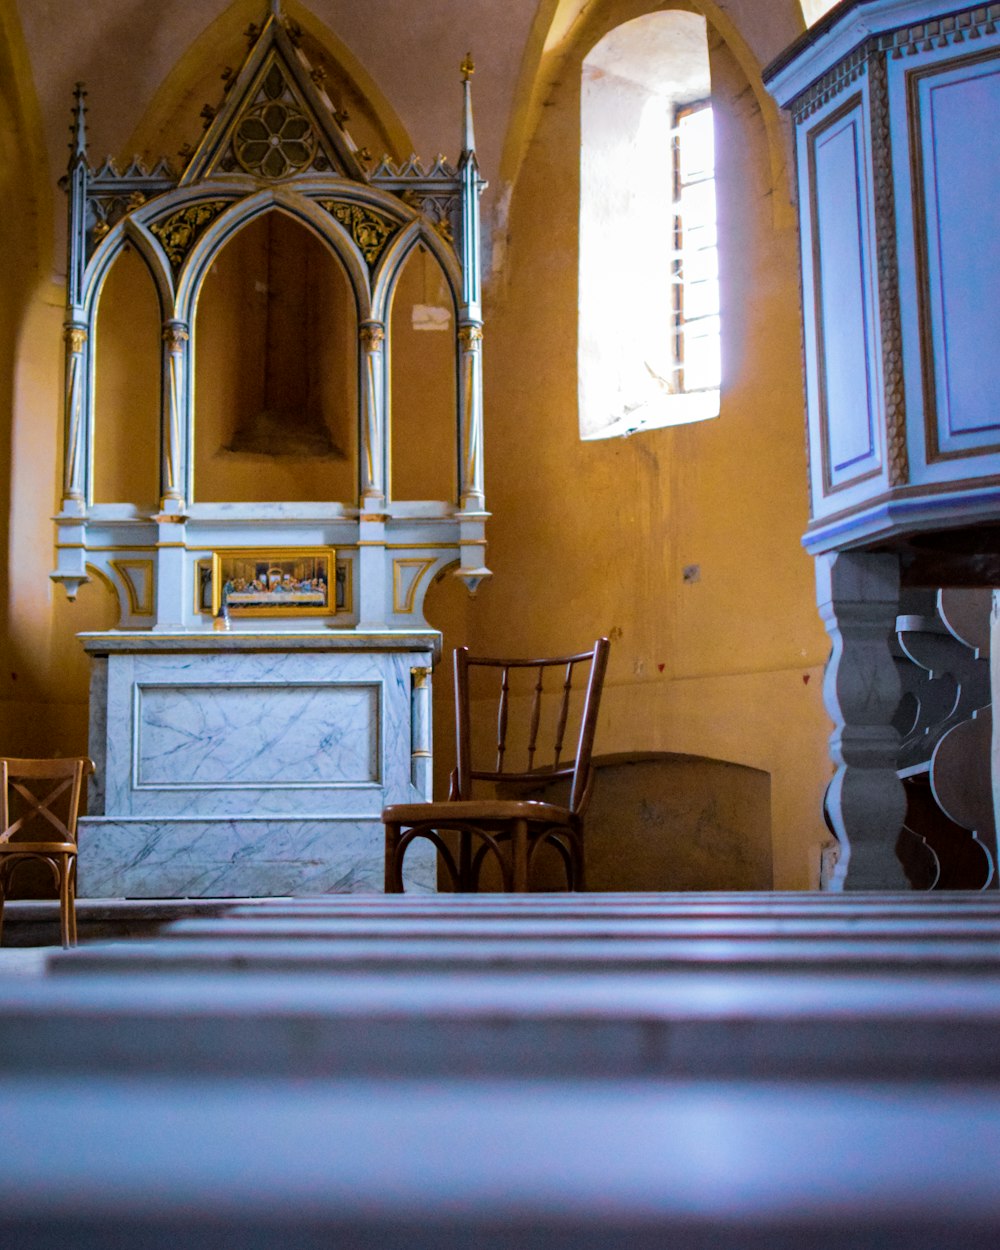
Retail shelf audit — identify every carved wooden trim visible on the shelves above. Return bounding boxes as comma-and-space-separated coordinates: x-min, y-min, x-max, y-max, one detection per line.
791, 6, 1000, 121
867, 52, 909, 487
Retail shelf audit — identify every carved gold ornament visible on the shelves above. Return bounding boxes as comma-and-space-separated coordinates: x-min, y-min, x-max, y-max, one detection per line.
151, 202, 227, 271
322, 201, 395, 266
162, 323, 190, 352
234, 64, 317, 179
360, 323, 385, 351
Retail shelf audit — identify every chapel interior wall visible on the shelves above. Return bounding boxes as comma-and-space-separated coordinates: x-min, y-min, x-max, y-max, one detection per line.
0, 0, 833, 888
467, 0, 831, 888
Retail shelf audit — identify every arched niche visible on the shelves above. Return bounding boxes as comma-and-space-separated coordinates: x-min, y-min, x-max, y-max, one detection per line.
193, 209, 358, 503
92, 245, 162, 509
389, 241, 458, 502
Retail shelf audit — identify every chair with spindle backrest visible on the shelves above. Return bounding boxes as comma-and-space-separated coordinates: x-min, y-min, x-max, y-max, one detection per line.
384, 638, 610, 892
0, 757, 95, 948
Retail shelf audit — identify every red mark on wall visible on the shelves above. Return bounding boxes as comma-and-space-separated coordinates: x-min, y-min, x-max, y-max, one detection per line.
657, 663, 665, 673
802, 674, 810, 684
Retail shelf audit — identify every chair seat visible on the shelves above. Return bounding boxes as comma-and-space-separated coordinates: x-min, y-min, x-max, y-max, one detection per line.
383, 799, 577, 828
0, 842, 77, 855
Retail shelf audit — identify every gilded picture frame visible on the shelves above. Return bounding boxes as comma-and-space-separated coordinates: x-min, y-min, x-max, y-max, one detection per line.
211, 548, 336, 617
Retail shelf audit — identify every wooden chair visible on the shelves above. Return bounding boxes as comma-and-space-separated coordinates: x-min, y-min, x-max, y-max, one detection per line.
384, 638, 610, 893
0, 757, 95, 948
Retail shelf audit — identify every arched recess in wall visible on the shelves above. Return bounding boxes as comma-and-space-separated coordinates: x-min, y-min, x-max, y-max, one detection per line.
388, 242, 458, 502
499, 0, 797, 232
193, 209, 358, 504
92, 246, 162, 509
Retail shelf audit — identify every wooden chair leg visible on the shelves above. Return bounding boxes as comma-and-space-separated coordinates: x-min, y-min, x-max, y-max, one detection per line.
59, 854, 75, 949
458, 828, 472, 892
67, 856, 78, 947
574, 842, 586, 893
384, 822, 404, 893
512, 818, 528, 893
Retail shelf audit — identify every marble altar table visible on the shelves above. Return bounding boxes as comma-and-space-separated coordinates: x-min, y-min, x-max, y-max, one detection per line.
76, 629, 437, 897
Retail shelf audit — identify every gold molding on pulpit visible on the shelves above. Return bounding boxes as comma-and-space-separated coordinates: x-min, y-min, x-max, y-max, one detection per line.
393, 557, 436, 614
110, 559, 155, 616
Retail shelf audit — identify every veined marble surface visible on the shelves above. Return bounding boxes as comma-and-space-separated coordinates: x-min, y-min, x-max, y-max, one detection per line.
82, 643, 435, 896
136, 683, 381, 788
77, 818, 436, 897
80, 629, 441, 655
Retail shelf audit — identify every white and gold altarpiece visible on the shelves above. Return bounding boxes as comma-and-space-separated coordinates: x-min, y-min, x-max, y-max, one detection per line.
52, 3, 488, 894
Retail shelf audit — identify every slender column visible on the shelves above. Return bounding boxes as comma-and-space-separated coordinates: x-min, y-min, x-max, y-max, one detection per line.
816, 551, 908, 890
161, 320, 190, 512
411, 666, 433, 799
457, 55, 485, 513
61, 84, 90, 513
62, 325, 89, 503
359, 321, 386, 504
458, 323, 484, 509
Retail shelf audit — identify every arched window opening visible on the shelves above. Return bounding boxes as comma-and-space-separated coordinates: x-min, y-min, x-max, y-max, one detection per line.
93, 245, 161, 508
388, 242, 458, 502
193, 211, 358, 504
579, 10, 720, 440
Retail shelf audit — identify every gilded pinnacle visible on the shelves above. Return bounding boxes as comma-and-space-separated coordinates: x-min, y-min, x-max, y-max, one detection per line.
461, 53, 475, 82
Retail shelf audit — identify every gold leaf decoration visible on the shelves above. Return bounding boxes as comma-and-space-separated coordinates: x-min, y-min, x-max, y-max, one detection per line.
151, 201, 228, 272
321, 201, 395, 266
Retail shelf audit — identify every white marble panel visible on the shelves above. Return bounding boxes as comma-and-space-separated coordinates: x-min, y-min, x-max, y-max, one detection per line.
77, 817, 436, 898
135, 683, 380, 788
99, 649, 423, 819
84, 640, 435, 895
87, 656, 108, 816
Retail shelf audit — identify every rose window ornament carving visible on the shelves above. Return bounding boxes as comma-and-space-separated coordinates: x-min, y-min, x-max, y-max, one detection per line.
234, 67, 317, 178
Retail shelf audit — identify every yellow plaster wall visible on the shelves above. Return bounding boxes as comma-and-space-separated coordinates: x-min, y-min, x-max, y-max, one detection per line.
0, 0, 834, 888
471, 4, 832, 888
93, 249, 162, 509
389, 245, 458, 503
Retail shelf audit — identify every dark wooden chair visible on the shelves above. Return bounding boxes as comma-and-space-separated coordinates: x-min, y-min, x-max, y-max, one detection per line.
384, 638, 610, 893
0, 757, 95, 948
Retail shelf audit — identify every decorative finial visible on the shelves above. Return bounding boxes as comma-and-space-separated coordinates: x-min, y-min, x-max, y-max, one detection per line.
460, 54, 476, 155
70, 82, 88, 162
